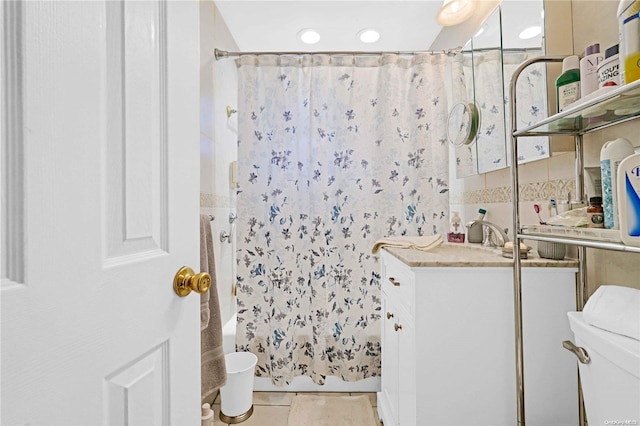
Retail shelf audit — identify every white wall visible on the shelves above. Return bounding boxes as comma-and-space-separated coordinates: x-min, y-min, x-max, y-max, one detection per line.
200, 0, 239, 324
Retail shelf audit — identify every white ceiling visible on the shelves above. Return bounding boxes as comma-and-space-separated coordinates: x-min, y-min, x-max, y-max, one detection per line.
214, 0, 543, 53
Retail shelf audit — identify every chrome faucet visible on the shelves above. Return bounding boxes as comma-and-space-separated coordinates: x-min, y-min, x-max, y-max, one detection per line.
466, 220, 510, 248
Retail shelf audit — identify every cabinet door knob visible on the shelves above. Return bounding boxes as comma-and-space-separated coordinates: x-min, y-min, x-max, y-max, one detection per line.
386, 312, 394, 319
394, 323, 402, 331
388, 277, 400, 286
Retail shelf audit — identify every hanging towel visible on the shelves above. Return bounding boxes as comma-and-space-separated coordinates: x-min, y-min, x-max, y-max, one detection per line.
583, 285, 640, 341
371, 234, 443, 254
200, 214, 226, 403
200, 214, 214, 331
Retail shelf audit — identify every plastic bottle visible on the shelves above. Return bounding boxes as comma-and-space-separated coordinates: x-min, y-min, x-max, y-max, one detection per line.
202, 403, 214, 426
447, 211, 465, 243
618, 0, 640, 84
601, 138, 635, 229
556, 56, 581, 112
467, 208, 486, 243
587, 197, 605, 228
580, 43, 603, 97
617, 152, 640, 246
597, 44, 620, 88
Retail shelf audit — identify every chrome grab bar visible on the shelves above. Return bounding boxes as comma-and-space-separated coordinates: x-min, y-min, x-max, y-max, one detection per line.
562, 340, 591, 364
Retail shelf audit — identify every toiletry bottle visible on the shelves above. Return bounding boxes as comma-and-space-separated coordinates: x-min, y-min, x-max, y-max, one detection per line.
467, 208, 486, 243
202, 403, 214, 426
556, 56, 581, 112
580, 43, 603, 97
618, 0, 640, 84
598, 44, 620, 88
617, 151, 640, 246
587, 196, 605, 228
447, 211, 465, 243
601, 138, 634, 229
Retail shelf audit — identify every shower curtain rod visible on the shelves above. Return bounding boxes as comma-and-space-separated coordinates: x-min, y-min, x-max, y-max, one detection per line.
214, 47, 462, 61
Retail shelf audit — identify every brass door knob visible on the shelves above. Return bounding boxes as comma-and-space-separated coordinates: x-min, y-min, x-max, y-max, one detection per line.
386, 312, 394, 319
394, 323, 402, 332
388, 277, 400, 286
173, 266, 211, 297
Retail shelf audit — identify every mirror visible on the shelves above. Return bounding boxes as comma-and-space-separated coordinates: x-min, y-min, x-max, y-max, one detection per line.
447, 102, 480, 147
453, 0, 549, 178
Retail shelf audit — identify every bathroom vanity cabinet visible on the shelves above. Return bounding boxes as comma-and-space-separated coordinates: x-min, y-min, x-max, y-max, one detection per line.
377, 246, 579, 426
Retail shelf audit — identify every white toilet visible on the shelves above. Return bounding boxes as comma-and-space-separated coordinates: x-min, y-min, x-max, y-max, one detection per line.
566, 311, 640, 425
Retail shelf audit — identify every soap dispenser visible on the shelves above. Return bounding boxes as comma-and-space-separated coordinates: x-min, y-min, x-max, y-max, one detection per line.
447, 211, 465, 243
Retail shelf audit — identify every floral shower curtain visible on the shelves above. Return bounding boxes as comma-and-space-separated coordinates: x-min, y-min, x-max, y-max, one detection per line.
235, 53, 451, 385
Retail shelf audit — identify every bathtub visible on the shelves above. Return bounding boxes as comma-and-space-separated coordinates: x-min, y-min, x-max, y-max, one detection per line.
222, 314, 381, 392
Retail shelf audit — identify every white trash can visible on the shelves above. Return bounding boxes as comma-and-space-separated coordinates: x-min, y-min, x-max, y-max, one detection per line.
219, 352, 258, 424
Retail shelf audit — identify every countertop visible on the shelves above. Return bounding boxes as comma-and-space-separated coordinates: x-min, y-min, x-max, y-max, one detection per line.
383, 243, 579, 268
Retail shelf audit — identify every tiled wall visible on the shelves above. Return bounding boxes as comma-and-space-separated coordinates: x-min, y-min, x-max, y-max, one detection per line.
200, 1, 239, 324
451, 151, 577, 250
452, 0, 640, 295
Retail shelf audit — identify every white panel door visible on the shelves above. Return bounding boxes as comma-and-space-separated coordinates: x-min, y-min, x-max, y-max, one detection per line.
1, 1, 201, 425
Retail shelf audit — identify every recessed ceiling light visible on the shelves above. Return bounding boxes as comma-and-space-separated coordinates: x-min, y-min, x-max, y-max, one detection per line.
519, 26, 542, 40
298, 29, 320, 45
436, 0, 476, 27
357, 28, 380, 44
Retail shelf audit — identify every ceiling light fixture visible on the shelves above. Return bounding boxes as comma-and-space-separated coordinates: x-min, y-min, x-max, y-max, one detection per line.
298, 29, 320, 45
436, 0, 476, 27
518, 25, 542, 40
357, 28, 380, 44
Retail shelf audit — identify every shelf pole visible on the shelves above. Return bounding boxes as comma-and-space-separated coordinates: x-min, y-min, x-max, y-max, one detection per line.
509, 55, 566, 426
576, 132, 588, 426
575, 134, 585, 204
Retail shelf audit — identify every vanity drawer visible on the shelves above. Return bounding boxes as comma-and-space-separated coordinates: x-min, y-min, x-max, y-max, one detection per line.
381, 253, 415, 315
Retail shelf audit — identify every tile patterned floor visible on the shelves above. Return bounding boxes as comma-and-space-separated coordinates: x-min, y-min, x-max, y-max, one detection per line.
211, 391, 382, 426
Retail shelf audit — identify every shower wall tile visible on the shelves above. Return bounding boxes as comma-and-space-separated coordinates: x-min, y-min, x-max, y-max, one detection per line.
200, 1, 238, 203
463, 173, 486, 191
200, 206, 236, 325
548, 152, 575, 181
200, 192, 235, 209
519, 158, 548, 184
462, 178, 575, 205
200, 1, 239, 327
485, 167, 510, 189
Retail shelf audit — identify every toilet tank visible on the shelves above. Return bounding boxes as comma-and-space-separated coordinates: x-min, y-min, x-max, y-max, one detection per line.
567, 312, 640, 425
